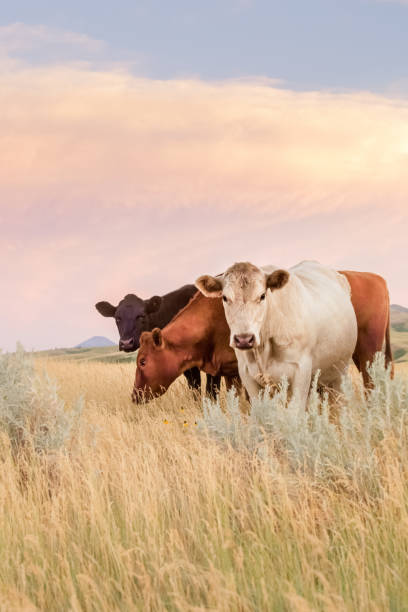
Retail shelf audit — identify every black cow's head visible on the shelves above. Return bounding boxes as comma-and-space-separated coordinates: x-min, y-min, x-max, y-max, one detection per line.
95, 293, 162, 351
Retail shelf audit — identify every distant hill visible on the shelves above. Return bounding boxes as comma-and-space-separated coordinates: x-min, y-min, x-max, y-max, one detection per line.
34, 345, 137, 363
391, 304, 408, 313
389, 305, 408, 362
75, 336, 116, 349
390, 306, 408, 332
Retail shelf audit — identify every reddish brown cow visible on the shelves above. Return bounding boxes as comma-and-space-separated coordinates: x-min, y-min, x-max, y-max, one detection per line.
132, 270, 393, 402
132, 291, 238, 402
340, 270, 393, 383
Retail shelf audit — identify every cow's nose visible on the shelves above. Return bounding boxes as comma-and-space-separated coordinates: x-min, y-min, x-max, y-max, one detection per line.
233, 334, 255, 350
120, 338, 135, 351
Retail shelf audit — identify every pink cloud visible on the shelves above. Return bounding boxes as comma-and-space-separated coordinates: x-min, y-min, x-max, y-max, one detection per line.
1, 59, 407, 350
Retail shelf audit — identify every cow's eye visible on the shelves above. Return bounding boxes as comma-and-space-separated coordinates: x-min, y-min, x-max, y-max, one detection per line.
260, 293, 266, 301
222, 295, 228, 303
139, 358, 146, 367
116, 317, 121, 323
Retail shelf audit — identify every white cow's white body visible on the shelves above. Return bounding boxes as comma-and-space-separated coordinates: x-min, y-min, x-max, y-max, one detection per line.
196, 260, 358, 408
236, 261, 357, 405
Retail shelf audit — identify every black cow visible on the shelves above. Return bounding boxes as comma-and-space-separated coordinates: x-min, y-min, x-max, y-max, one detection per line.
95, 285, 220, 396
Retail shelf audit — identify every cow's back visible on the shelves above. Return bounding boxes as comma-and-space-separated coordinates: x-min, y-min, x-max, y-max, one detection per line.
147, 284, 198, 330
292, 260, 355, 329
267, 261, 357, 376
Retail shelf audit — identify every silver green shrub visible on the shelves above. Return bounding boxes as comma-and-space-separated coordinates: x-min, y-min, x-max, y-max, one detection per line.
0, 345, 82, 453
199, 354, 408, 487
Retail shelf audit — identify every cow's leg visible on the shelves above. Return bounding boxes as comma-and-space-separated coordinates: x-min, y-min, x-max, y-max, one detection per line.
324, 367, 347, 403
352, 351, 360, 373
355, 332, 385, 387
205, 374, 221, 399
183, 367, 202, 392
353, 306, 395, 387
239, 368, 263, 400
225, 376, 241, 393
290, 360, 312, 411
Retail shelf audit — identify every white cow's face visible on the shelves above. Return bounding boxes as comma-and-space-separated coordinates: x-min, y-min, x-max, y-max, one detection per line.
195, 263, 290, 350
222, 267, 268, 349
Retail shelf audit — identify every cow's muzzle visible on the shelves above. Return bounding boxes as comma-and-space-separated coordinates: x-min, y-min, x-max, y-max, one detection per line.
233, 334, 255, 350
120, 338, 136, 352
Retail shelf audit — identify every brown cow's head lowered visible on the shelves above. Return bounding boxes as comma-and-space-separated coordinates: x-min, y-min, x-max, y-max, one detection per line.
132, 328, 183, 403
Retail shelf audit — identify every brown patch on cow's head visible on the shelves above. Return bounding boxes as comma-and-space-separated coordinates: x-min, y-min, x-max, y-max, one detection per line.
266, 269, 290, 291
226, 262, 259, 278
223, 262, 262, 292
195, 275, 223, 297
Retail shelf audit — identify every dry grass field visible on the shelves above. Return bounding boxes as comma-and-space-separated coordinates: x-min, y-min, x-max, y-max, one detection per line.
1, 353, 408, 611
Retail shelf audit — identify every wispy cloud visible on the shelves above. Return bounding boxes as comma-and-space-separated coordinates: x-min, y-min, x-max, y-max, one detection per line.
0, 22, 105, 62
1, 24, 407, 350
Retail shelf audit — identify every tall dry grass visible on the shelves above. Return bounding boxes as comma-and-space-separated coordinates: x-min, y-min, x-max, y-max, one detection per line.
0, 353, 408, 611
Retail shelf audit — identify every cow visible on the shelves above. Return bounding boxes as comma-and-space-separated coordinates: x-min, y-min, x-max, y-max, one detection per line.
340, 270, 393, 384
95, 285, 221, 395
132, 291, 238, 403
195, 261, 358, 408
131, 268, 393, 403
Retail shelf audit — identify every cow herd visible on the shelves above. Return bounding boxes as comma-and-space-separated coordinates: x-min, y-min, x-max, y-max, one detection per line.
95, 260, 393, 407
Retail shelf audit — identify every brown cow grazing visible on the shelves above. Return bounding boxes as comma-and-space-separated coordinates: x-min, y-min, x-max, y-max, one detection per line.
340, 271, 394, 384
132, 292, 238, 402
132, 270, 393, 402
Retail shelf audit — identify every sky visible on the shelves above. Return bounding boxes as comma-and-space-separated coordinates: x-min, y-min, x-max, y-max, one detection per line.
1, 0, 408, 351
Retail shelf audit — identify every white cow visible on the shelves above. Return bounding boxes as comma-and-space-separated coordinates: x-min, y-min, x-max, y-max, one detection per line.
195, 261, 358, 408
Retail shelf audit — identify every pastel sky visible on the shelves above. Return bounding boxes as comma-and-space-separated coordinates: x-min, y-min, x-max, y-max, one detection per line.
1, 1, 408, 351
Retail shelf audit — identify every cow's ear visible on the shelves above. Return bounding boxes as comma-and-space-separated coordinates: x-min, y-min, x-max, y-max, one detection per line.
139, 331, 150, 347
145, 295, 162, 315
266, 270, 290, 291
195, 275, 223, 298
152, 327, 164, 348
95, 301, 116, 317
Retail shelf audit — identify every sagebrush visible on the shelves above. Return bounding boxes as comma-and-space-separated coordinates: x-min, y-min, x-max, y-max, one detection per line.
0, 345, 82, 453
200, 354, 406, 491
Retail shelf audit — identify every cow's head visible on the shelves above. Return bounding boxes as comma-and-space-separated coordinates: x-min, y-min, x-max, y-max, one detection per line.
95, 293, 162, 351
131, 328, 182, 402
195, 263, 289, 350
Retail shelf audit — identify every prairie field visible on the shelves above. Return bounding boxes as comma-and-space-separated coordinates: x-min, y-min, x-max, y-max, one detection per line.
1, 354, 408, 611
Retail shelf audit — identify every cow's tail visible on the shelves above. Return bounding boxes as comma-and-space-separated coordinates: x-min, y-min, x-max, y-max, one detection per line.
385, 305, 394, 379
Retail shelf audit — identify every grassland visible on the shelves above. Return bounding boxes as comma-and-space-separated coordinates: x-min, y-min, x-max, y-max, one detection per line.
34, 345, 137, 364
0, 354, 408, 611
